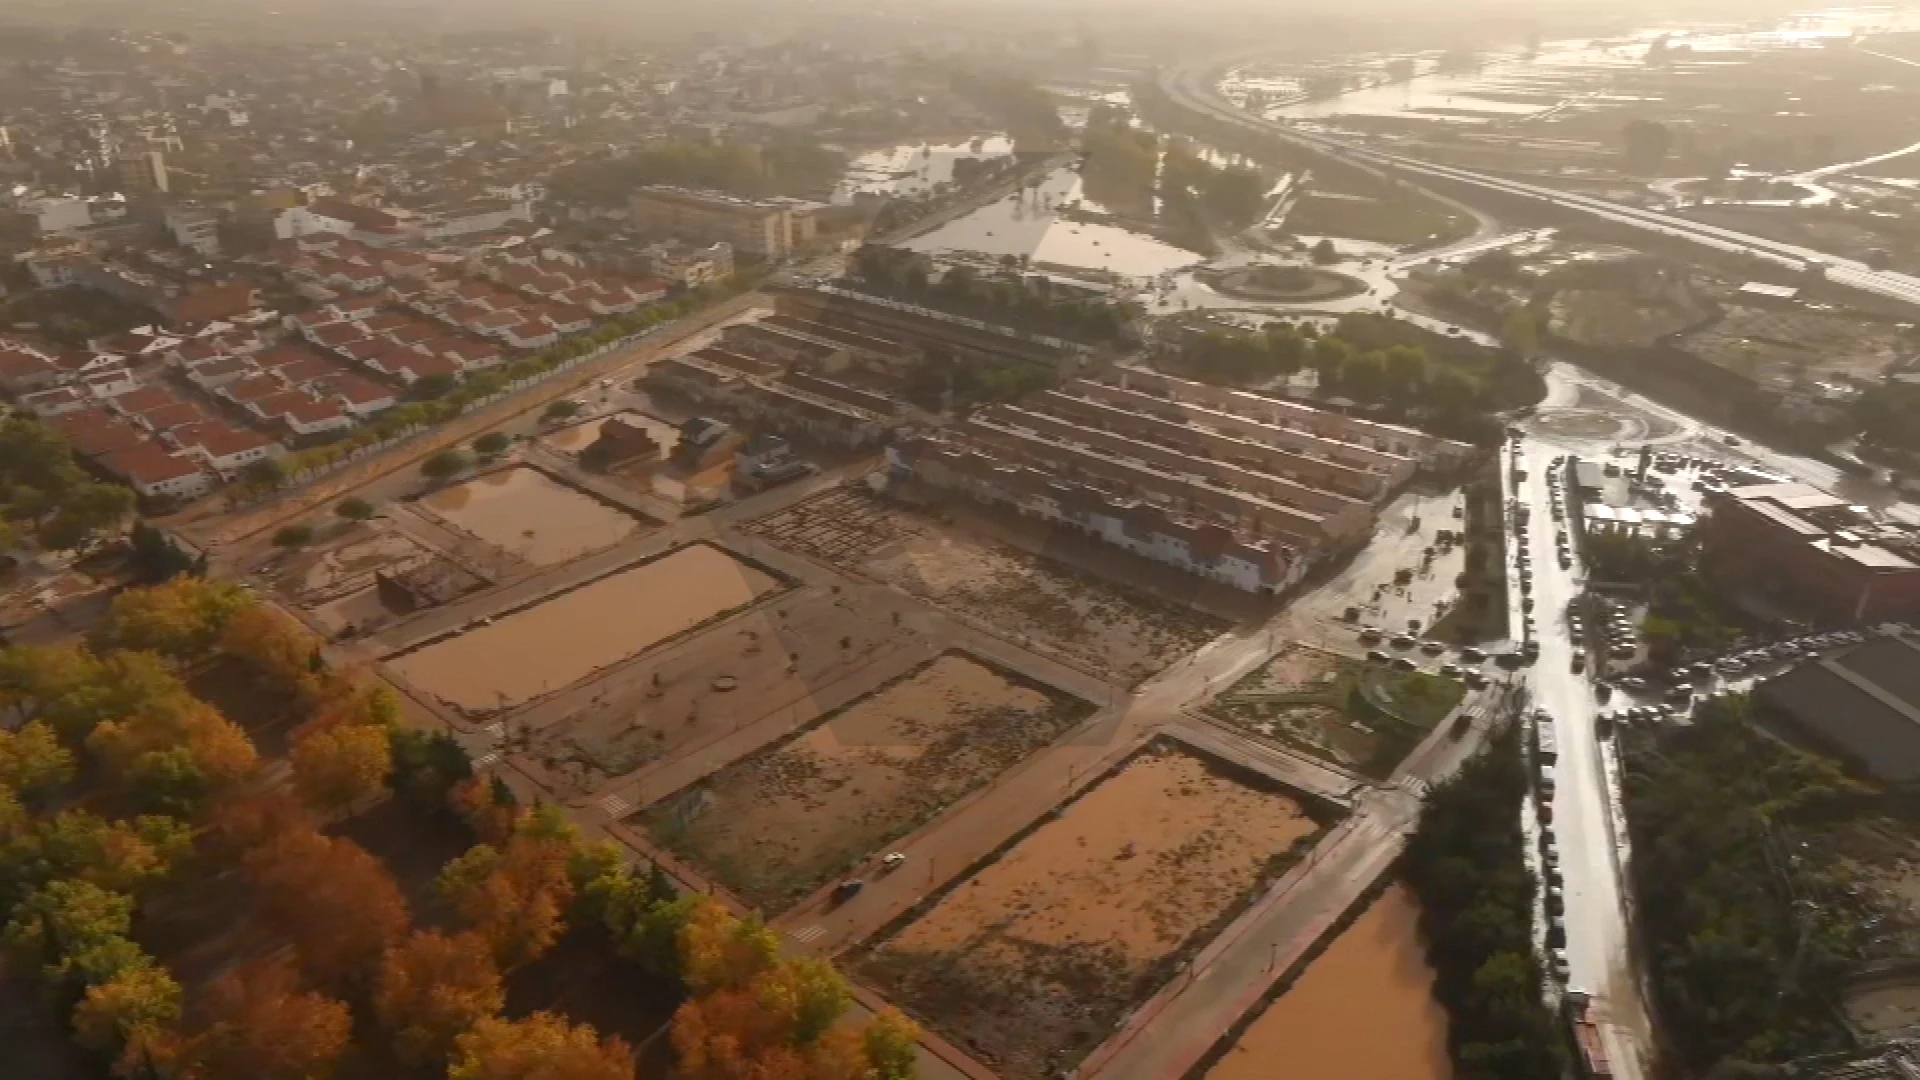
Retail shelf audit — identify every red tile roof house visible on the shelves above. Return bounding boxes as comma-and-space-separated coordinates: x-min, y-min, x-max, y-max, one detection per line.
222, 374, 287, 407
185, 355, 255, 391
466, 309, 526, 339
0, 347, 60, 395
110, 385, 186, 418
136, 402, 211, 434
52, 408, 151, 459
439, 338, 504, 372
21, 386, 89, 418
540, 303, 595, 335
384, 322, 440, 346
389, 351, 460, 385
501, 321, 558, 351
162, 338, 224, 369
274, 356, 347, 389
309, 321, 369, 351
251, 345, 323, 373
172, 422, 281, 474
354, 312, 411, 337
275, 395, 353, 438
314, 374, 397, 418
101, 442, 212, 500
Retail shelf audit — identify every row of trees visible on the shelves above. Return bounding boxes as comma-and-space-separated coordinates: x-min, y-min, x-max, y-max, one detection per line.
1165, 313, 1544, 445
242, 273, 760, 494
848, 245, 1137, 344
548, 137, 848, 206
0, 416, 136, 552
1400, 725, 1565, 1080
1621, 697, 1862, 1072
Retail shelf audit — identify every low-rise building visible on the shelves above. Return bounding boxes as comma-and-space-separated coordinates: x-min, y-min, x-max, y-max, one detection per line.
629, 186, 805, 258
1701, 482, 1920, 623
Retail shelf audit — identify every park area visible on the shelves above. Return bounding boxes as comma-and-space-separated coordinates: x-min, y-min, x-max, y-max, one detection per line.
857, 741, 1334, 1079
417, 465, 654, 566
384, 544, 784, 713
1202, 885, 1449, 1080
638, 652, 1091, 914
1206, 645, 1464, 779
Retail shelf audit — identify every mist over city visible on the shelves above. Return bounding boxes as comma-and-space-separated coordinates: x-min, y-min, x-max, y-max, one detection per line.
1, 3, 1918, 1080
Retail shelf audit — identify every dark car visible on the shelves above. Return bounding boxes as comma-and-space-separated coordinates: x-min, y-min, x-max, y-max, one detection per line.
831, 880, 864, 904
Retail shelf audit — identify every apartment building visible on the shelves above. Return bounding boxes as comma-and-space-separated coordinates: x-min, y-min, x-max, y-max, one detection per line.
628, 187, 813, 258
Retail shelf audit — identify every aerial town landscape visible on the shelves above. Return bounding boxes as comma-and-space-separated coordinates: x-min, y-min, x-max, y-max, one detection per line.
14, 0, 1920, 1078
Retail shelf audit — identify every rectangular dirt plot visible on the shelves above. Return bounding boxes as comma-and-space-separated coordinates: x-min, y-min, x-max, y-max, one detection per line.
640, 652, 1092, 914
863, 527, 1225, 685
386, 545, 783, 713
858, 743, 1325, 1079
420, 466, 650, 566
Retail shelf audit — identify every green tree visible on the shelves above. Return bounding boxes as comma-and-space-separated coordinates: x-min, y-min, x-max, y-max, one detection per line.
272, 524, 314, 548
334, 497, 375, 522
127, 746, 211, 818
4, 879, 134, 969
473, 432, 511, 457
1311, 238, 1340, 264
240, 458, 288, 493
421, 450, 471, 482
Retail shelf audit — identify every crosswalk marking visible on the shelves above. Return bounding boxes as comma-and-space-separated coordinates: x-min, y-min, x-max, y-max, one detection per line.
472, 751, 500, 769
598, 794, 631, 819
791, 925, 826, 944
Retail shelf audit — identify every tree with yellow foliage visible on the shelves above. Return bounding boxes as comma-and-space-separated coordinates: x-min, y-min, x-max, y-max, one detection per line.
437, 834, 574, 970
93, 578, 251, 662
679, 897, 780, 996
289, 722, 391, 815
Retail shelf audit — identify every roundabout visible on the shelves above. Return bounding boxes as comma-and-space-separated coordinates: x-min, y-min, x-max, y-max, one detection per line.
1201, 263, 1369, 305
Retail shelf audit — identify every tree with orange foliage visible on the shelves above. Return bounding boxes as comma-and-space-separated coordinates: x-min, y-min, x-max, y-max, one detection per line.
448, 1012, 634, 1080
289, 723, 391, 815
201, 791, 311, 863
678, 897, 780, 996
671, 988, 807, 1080
167, 956, 352, 1080
244, 826, 408, 989
449, 775, 518, 844
87, 694, 258, 794
374, 929, 505, 1066
436, 834, 573, 970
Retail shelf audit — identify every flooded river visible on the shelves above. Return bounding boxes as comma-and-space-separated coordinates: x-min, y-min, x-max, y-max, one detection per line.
423, 466, 644, 566
387, 544, 782, 711
1205, 885, 1449, 1080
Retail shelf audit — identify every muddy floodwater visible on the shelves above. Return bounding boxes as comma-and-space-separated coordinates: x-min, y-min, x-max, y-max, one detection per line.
387, 545, 782, 711
1205, 885, 1449, 1080
862, 743, 1321, 1079
423, 466, 644, 566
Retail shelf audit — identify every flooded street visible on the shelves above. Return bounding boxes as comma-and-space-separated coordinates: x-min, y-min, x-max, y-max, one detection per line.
1205, 885, 1449, 1080
901, 166, 1206, 278
422, 466, 644, 566
387, 544, 782, 711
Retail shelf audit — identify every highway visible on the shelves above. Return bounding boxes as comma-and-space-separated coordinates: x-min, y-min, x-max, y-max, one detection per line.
1159, 62, 1920, 311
